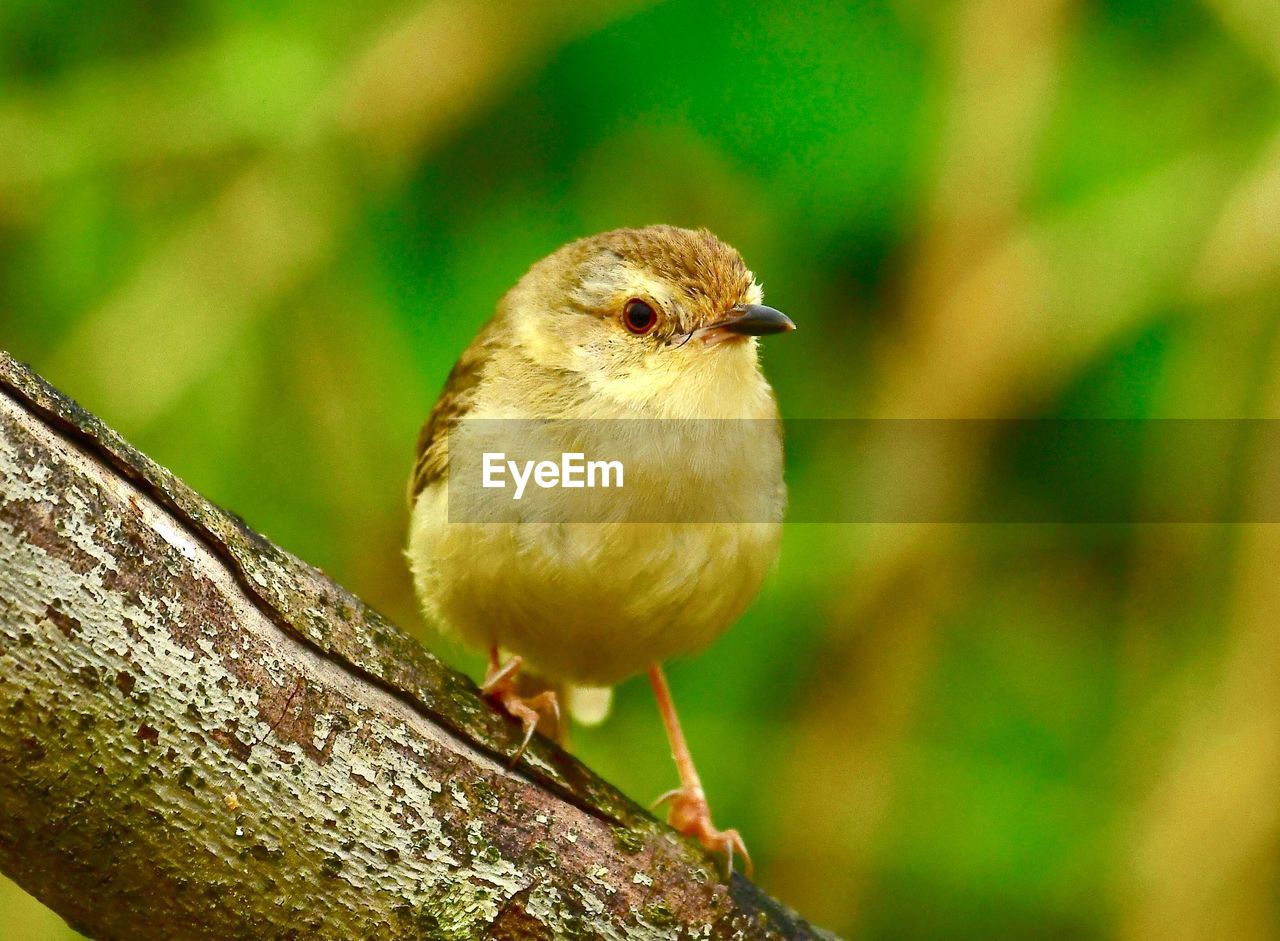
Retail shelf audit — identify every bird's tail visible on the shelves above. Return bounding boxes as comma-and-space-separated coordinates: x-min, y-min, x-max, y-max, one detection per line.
566, 685, 613, 726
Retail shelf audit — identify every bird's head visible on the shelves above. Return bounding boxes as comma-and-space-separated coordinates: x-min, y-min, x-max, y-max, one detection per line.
501, 225, 794, 417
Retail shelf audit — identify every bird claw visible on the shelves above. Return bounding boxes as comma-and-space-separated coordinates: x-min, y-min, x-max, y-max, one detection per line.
650, 788, 683, 810
481, 655, 559, 766
653, 784, 751, 878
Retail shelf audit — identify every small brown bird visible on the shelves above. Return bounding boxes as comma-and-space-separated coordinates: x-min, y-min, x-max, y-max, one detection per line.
407, 225, 793, 872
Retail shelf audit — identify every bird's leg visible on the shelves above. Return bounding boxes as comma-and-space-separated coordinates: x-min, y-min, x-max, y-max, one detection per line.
648, 664, 751, 876
481, 646, 559, 764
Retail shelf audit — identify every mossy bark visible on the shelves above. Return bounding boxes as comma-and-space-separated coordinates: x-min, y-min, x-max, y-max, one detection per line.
0, 350, 839, 941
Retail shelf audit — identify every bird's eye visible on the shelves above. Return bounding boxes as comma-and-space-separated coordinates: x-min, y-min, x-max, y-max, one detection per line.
623, 298, 658, 335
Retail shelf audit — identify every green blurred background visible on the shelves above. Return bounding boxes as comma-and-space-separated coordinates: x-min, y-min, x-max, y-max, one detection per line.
3, 0, 1279, 937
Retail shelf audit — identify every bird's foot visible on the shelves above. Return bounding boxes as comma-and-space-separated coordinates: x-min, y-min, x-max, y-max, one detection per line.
481, 654, 559, 765
653, 785, 751, 877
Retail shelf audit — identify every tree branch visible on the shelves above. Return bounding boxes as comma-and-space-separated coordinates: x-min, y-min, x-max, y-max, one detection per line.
0, 350, 838, 940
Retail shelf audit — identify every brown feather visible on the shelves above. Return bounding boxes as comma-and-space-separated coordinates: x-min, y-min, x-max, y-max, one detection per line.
586, 226, 755, 327
407, 312, 506, 504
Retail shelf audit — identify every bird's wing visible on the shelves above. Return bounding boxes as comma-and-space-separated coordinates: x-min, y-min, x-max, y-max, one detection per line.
407, 313, 507, 506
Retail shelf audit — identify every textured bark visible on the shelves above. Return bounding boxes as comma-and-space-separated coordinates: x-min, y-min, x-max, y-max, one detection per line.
0, 349, 838, 941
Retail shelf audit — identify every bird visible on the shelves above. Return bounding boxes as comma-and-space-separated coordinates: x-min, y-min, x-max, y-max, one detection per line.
406, 225, 793, 873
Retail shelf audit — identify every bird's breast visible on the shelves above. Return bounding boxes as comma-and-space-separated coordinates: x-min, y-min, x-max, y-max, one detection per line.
408, 373, 786, 684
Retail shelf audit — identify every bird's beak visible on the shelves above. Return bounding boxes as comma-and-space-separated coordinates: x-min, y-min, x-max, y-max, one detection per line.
698, 304, 796, 344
